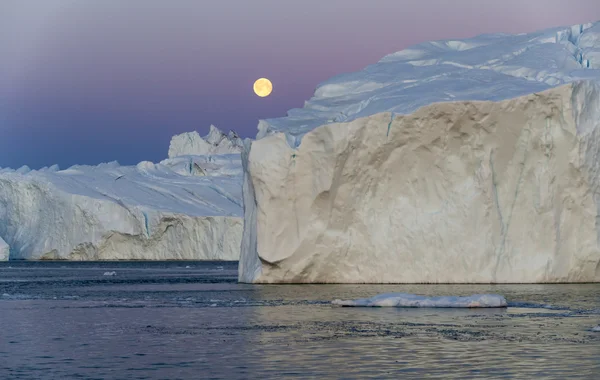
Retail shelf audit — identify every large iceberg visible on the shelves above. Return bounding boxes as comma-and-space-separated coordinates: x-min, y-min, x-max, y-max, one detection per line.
239, 21, 600, 283
168, 125, 243, 158
0, 128, 243, 260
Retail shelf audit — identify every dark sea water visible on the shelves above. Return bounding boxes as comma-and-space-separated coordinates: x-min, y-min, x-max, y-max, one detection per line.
1, 261, 599, 379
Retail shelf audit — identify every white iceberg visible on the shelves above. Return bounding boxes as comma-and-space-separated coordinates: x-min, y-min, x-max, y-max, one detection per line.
168, 125, 243, 158
332, 293, 507, 308
592, 325, 600, 332
0, 128, 243, 261
239, 21, 600, 283
0, 236, 8, 261
103, 271, 117, 276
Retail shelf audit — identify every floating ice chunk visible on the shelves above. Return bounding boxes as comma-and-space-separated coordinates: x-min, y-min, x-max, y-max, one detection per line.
103, 271, 117, 276
592, 325, 600, 332
332, 293, 507, 308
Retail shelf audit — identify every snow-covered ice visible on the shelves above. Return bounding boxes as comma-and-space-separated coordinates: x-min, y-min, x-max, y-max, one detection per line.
255, 22, 600, 146
168, 125, 243, 158
332, 293, 507, 308
0, 236, 9, 261
239, 21, 600, 283
103, 271, 117, 276
0, 127, 243, 260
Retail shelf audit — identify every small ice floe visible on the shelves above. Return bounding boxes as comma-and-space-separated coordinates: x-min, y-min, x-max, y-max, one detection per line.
592, 325, 600, 332
332, 293, 507, 308
185, 265, 192, 269
103, 271, 117, 276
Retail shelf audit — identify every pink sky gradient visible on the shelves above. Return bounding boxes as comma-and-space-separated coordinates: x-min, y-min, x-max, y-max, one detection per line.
1, 0, 600, 168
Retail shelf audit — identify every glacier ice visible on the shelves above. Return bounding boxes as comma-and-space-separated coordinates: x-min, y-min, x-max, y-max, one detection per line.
0, 127, 243, 260
0, 236, 8, 261
332, 293, 507, 308
239, 21, 600, 283
168, 125, 243, 158
592, 325, 600, 332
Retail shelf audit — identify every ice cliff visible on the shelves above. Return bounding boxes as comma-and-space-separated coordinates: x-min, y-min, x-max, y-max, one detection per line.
0, 236, 8, 261
0, 128, 243, 260
239, 21, 600, 283
168, 125, 243, 158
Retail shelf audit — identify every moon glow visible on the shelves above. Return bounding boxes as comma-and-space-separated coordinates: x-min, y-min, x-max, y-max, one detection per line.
253, 78, 273, 97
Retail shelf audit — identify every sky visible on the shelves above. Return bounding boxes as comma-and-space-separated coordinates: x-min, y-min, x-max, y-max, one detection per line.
2, 0, 600, 169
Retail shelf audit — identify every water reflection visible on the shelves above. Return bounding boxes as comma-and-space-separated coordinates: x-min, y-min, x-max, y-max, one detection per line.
246, 284, 600, 378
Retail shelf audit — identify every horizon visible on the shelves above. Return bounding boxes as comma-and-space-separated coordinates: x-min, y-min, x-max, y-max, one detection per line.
2, 0, 600, 169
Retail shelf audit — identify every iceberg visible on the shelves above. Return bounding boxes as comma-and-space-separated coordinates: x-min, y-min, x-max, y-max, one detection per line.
332, 293, 507, 308
168, 125, 243, 158
0, 128, 243, 260
0, 236, 8, 261
592, 325, 600, 332
239, 21, 600, 283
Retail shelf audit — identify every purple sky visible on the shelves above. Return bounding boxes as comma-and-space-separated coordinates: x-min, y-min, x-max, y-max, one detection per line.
2, 0, 600, 169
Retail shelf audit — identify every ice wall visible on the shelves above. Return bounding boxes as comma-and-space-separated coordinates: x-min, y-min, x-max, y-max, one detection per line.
0, 236, 8, 261
240, 82, 600, 283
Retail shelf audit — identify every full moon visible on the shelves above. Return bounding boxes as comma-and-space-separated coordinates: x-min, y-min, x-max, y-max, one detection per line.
253, 78, 273, 97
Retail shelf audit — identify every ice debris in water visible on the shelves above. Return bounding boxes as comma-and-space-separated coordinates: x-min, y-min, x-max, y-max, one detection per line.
332, 293, 507, 308
592, 325, 600, 332
103, 271, 117, 276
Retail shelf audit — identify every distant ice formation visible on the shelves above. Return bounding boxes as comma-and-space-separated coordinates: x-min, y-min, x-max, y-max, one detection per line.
592, 325, 600, 332
168, 125, 243, 158
239, 21, 600, 283
332, 293, 507, 308
0, 126, 243, 261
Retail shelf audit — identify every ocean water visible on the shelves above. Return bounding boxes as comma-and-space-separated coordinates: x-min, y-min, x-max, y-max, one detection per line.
1, 261, 599, 379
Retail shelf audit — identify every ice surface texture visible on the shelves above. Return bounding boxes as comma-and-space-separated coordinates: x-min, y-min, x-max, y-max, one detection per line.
239, 22, 600, 283
332, 293, 507, 308
0, 128, 243, 260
